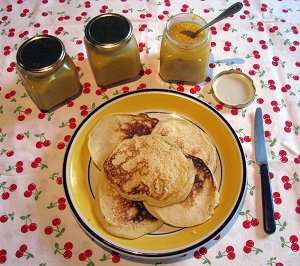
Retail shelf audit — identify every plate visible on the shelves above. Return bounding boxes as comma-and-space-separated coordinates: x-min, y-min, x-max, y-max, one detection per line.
63, 89, 247, 259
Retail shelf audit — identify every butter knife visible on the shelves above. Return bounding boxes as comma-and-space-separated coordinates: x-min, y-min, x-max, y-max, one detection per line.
254, 107, 276, 235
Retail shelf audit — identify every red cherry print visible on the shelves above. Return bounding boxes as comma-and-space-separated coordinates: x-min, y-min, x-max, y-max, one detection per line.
38, 113, 46, 119
291, 243, 299, 252
21, 224, 29, 233
57, 142, 66, 149
16, 133, 24, 140
29, 223, 37, 231
16, 161, 23, 168
144, 68, 152, 75
112, 255, 121, 263
36, 140, 43, 148
227, 252, 236, 260
273, 193, 282, 204
58, 203, 66, 211
243, 220, 251, 229
0, 249, 7, 263
52, 218, 61, 226
58, 197, 66, 204
31, 162, 39, 168
253, 64, 260, 70
289, 235, 298, 243
79, 252, 86, 261
243, 246, 252, 253
194, 250, 202, 259
122, 86, 130, 93
56, 177, 62, 185
274, 212, 281, 220
199, 247, 207, 255
246, 240, 254, 248
250, 218, 259, 226
64, 242, 73, 251
63, 250, 72, 259
273, 191, 280, 198
44, 226, 54, 235
226, 246, 234, 253
215, 104, 223, 111
1, 192, 10, 200
8, 184, 17, 192
43, 140, 51, 147
15, 250, 23, 258
24, 190, 32, 198
28, 183, 36, 191
230, 108, 238, 115
279, 150, 287, 157
0, 215, 8, 223
17, 114, 26, 121
84, 249, 93, 258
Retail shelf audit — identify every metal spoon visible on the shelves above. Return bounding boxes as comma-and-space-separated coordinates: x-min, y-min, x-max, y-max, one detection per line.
180, 2, 243, 38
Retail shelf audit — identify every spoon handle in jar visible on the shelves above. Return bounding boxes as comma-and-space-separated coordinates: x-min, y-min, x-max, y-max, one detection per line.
199, 2, 243, 32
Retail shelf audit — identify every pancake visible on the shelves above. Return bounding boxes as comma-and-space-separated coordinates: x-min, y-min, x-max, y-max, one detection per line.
94, 171, 163, 239
104, 134, 195, 207
88, 113, 159, 170
144, 155, 220, 227
151, 117, 217, 172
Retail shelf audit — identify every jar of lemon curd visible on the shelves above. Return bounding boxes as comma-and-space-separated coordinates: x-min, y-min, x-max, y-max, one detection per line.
16, 35, 82, 113
160, 13, 212, 84
84, 13, 141, 87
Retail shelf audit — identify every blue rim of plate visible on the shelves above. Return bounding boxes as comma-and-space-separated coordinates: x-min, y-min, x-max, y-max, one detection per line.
62, 88, 247, 259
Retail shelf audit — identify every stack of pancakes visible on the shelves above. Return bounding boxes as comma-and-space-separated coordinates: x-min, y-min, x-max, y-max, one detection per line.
88, 113, 220, 239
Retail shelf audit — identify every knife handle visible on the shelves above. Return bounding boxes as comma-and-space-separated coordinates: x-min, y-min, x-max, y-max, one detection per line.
260, 163, 276, 234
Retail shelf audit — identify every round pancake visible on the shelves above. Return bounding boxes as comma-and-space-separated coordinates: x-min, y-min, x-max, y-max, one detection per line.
93, 171, 163, 239
151, 117, 217, 172
88, 113, 159, 170
144, 155, 220, 227
104, 134, 195, 207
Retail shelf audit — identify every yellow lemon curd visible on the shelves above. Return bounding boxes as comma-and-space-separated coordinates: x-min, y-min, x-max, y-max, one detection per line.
160, 21, 211, 84
17, 54, 82, 112
84, 36, 141, 87
169, 23, 206, 44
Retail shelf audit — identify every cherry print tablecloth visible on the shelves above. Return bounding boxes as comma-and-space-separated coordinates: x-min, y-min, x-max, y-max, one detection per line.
1, 0, 300, 265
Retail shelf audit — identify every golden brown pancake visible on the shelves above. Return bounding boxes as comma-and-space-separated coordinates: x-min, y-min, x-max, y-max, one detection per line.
88, 113, 158, 170
93, 171, 163, 239
144, 155, 220, 227
104, 134, 195, 207
151, 117, 217, 172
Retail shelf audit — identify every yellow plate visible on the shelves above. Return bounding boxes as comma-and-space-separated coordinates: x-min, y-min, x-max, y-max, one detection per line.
63, 89, 246, 259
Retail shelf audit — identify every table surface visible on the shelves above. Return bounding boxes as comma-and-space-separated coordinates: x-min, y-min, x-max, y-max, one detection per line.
1, 0, 300, 265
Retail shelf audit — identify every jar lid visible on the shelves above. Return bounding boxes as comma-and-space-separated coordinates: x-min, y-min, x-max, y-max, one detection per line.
85, 13, 132, 49
211, 70, 256, 108
16, 35, 65, 74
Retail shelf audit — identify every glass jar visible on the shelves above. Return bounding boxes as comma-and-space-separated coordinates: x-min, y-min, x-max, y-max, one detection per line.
84, 13, 141, 87
16, 35, 82, 113
160, 13, 212, 84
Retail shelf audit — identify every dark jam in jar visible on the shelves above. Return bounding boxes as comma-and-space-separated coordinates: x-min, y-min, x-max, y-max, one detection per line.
16, 35, 82, 113
84, 13, 141, 87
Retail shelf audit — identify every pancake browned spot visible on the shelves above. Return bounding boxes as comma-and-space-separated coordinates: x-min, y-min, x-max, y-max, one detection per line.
144, 155, 220, 227
151, 117, 218, 172
88, 113, 158, 170
104, 134, 195, 207
93, 171, 163, 239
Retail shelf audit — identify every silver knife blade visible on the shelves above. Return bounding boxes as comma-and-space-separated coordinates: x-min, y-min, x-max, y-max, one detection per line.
254, 107, 276, 235
255, 107, 268, 165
